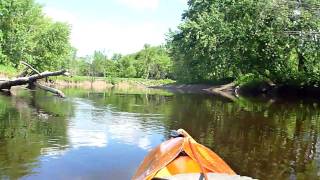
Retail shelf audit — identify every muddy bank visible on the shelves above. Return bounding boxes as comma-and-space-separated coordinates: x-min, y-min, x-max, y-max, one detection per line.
151, 83, 237, 100
52, 80, 238, 100
47, 80, 147, 91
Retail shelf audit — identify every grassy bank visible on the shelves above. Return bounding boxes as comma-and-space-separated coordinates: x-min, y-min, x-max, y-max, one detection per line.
53, 76, 176, 87
0, 65, 175, 88
0, 65, 18, 78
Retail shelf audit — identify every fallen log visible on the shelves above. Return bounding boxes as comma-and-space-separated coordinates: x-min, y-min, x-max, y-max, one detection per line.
0, 70, 67, 90
0, 60, 69, 98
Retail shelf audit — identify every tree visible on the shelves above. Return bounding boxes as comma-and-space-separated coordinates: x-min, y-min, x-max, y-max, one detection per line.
168, 0, 320, 85
0, 0, 72, 71
134, 45, 173, 79
67, 46, 173, 79
31, 21, 72, 71
118, 56, 137, 78
92, 51, 107, 77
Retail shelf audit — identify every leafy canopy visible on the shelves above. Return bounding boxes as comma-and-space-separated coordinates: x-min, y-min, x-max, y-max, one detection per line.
169, 0, 320, 85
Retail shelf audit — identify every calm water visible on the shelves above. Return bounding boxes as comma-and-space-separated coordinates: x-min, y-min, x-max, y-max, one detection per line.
0, 88, 320, 180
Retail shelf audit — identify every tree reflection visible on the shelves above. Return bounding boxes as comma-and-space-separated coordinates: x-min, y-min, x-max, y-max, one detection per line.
20, 87, 320, 180
0, 90, 74, 179
166, 95, 320, 180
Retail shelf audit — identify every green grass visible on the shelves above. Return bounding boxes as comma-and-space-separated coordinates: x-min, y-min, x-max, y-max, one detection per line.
105, 77, 175, 86
54, 75, 93, 82
0, 65, 175, 87
53, 75, 175, 86
0, 65, 18, 77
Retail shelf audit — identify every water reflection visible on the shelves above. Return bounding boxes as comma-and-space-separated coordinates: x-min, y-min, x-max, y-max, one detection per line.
0, 90, 73, 179
68, 99, 108, 149
166, 96, 320, 180
1, 88, 320, 179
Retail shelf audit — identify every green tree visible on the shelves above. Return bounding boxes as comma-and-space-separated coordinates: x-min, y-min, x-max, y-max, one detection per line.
134, 45, 173, 79
31, 21, 72, 71
105, 59, 119, 77
169, 0, 320, 85
0, 0, 72, 71
118, 56, 137, 78
92, 51, 107, 77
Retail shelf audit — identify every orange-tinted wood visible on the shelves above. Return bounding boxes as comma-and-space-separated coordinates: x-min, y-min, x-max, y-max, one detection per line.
132, 129, 236, 180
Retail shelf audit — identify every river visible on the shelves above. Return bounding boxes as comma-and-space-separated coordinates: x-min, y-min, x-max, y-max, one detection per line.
0, 88, 319, 179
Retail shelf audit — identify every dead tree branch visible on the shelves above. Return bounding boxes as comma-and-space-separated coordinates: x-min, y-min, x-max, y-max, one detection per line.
34, 82, 65, 98
0, 61, 69, 98
20, 61, 41, 75
0, 70, 67, 92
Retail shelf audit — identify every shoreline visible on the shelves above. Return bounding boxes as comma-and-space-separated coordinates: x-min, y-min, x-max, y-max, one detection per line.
151, 83, 238, 101
152, 82, 320, 101
2, 73, 320, 100
49, 79, 239, 100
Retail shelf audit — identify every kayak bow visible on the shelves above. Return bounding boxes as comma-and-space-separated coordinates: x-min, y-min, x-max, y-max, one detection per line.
132, 129, 236, 180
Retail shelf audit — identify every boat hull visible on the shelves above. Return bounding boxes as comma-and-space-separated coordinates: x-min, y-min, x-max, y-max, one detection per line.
132, 129, 235, 180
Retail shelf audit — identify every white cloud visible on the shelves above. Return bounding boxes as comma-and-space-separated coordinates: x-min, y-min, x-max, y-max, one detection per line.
177, 0, 188, 4
44, 7, 77, 25
138, 136, 152, 150
43, 7, 166, 57
117, 0, 160, 10
69, 129, 108, 148
72, 22, 166, 56
107, 115, 153, 150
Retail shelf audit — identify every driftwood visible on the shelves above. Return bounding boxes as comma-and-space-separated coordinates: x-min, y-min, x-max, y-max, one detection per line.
0, 62, 69, 98
34, 82, 65, 98
207, 82, 237, 101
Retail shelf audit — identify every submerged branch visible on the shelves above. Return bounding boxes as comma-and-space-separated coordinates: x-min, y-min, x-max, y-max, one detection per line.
34, 82, 65, 98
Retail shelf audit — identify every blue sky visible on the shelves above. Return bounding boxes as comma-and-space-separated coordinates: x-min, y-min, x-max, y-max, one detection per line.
36, 0, 188, 56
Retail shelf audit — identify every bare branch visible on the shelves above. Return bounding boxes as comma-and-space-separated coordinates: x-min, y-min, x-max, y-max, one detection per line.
17, 67, 30, 77
20, 61, 41, 75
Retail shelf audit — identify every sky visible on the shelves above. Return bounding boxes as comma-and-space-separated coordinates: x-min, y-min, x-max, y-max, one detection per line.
36, 0, 188, 57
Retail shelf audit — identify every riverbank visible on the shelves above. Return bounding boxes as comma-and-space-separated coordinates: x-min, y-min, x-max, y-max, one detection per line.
2, 69, 320, 100
0, 70, 175, 91
153, 81, 320, 100
0, 65, 17, 79
151, 83, 235, 94
151, 83, 237, 101
48, 76, 175, 91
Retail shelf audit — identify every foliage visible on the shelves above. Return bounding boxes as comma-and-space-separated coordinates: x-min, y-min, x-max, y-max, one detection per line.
235, 73, 268, 86
69, 45, 174, 80
0, 0, 72, 71
92, 51, 107, 77
168, 0, 320, 86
